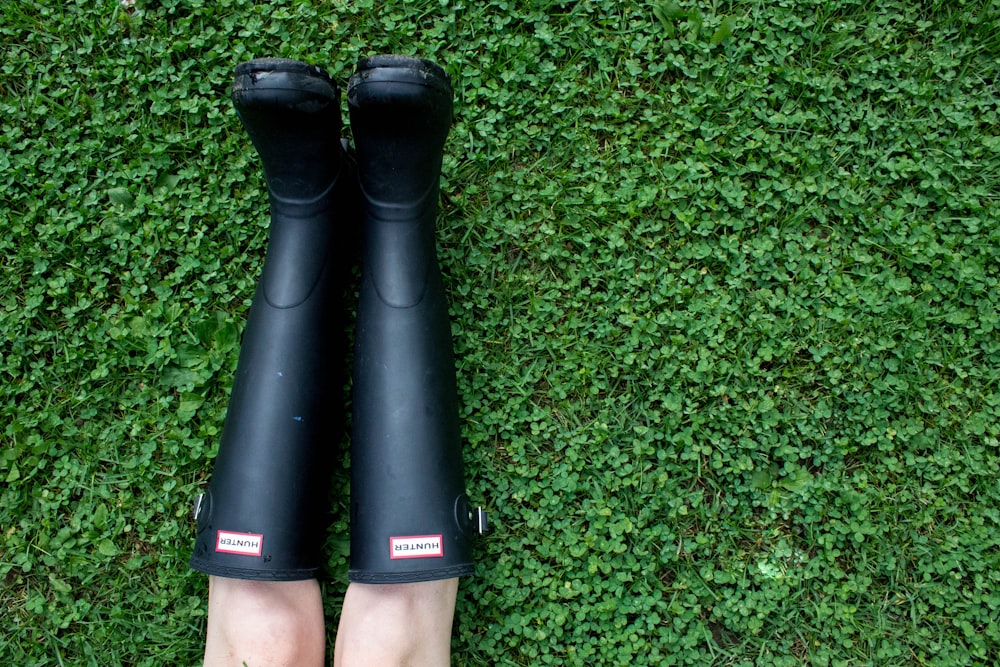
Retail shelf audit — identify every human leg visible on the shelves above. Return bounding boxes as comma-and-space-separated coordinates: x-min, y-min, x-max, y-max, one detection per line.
333, 578, 458, 667
192, 57, 352, 665
336, 54, 483, 667
203, 576, 325, 667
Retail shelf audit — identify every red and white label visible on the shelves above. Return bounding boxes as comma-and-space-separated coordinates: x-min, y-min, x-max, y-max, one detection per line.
216, 530, 264, 556
390, 535, 444, 559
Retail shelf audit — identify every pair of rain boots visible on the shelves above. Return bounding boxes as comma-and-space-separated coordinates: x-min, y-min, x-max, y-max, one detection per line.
189, 56, 484, 584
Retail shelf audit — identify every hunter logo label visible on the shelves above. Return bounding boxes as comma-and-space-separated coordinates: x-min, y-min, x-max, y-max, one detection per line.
390, 535, 444, 559
216, 530, 264, 557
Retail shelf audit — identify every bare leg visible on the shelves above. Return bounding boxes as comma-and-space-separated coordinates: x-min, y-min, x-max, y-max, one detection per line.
333, 578, 458, 667
203, 576, 325, 667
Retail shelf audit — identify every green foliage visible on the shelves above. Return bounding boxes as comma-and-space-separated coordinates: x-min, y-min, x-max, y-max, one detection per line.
2, 0, 999, 664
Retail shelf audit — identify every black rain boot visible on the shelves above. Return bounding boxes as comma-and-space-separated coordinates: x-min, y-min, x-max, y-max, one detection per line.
346, 55, 486, 584
190, 58, 355, 581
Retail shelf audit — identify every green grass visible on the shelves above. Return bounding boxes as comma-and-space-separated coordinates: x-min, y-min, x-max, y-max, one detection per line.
2, 0, 999, 664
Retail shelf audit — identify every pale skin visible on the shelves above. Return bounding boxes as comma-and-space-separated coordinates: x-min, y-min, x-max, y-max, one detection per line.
202, 575, 458, 667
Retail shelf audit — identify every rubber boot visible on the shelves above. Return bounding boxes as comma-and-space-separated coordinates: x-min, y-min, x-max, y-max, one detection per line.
189, 58, 355, 581
346, 55, 486, 584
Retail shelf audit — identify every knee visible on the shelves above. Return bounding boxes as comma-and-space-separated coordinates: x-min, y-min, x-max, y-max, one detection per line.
347, 579, 458, 623
333, 579, 458, 667
205, 577, 325, 667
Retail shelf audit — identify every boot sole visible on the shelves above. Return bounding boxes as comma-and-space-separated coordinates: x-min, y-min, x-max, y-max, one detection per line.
348, 54, 451, 95
233, 58, 339, 110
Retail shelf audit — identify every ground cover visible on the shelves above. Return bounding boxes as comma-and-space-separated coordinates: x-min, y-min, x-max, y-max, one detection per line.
1, 0, 998, 664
